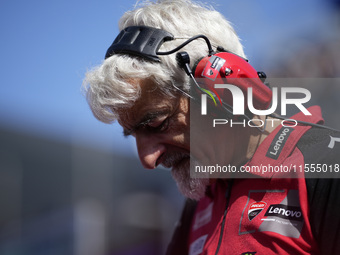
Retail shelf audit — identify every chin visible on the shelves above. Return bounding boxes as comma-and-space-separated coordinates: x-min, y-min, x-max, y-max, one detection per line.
170, 157, 210, 201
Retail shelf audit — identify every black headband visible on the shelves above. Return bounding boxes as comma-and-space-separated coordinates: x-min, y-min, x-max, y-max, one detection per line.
105, 26, 174, 62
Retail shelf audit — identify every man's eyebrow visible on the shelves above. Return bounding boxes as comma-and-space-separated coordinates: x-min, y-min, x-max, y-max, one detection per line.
123, 110, 169, 137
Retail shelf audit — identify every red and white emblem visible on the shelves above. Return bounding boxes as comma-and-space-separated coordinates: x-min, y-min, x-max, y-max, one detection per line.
248, 201, 267, 221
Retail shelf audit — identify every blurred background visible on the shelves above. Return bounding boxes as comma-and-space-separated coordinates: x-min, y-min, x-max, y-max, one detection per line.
0, 0, 340, 254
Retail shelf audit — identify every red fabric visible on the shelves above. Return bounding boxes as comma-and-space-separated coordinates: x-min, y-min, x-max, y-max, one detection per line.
188, 107, 324, 255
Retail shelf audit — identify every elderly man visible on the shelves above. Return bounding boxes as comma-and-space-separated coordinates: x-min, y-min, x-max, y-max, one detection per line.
83, 0, 340, 254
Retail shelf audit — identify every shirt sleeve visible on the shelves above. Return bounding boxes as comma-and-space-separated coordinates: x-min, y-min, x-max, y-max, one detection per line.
298, 127, 340, 254
305, 178, 340, 254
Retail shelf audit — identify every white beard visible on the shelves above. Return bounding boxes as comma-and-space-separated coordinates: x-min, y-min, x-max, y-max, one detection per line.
162, 152, 210, 201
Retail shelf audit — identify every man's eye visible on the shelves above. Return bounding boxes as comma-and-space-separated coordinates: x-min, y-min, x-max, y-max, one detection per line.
146, 118, 169, 132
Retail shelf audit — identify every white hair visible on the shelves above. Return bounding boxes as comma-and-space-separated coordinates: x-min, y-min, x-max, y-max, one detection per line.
83, 0, 245, 123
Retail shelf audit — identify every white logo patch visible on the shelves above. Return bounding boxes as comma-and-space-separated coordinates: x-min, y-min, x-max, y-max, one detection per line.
193, 203, 213, 230
189, 235, 208, 255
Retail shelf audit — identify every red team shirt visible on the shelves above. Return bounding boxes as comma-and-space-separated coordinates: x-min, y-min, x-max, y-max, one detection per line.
186, 106, 328, 255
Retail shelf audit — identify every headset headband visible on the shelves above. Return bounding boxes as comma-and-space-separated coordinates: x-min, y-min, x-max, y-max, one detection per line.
105, 26, 174, 62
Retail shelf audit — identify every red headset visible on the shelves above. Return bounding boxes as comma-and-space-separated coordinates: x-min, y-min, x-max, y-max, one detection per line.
105, 26, 272, 113
105, 25, 339, 132
191, 51, 272, 112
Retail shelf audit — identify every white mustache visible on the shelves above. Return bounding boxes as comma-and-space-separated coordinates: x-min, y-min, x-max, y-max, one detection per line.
161, 152, 190, 169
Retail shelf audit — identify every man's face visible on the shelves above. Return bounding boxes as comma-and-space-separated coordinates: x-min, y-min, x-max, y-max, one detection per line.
118, 80, 209, 200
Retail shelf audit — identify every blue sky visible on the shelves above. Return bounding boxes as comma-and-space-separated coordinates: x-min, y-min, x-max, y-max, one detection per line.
0, 0, 333, 156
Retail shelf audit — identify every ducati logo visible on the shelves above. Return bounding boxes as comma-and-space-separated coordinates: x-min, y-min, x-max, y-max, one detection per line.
248, 201, 267, 221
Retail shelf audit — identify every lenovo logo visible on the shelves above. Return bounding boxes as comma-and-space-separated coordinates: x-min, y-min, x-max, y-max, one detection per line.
264, 204, 302, 221
266, 127, 293, 159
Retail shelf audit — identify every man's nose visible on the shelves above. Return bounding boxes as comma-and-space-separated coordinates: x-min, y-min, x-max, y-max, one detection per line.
135, 134, 166, 169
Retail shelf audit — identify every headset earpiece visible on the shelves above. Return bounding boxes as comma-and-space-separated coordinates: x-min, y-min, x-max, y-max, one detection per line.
192, 52, 272, 112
